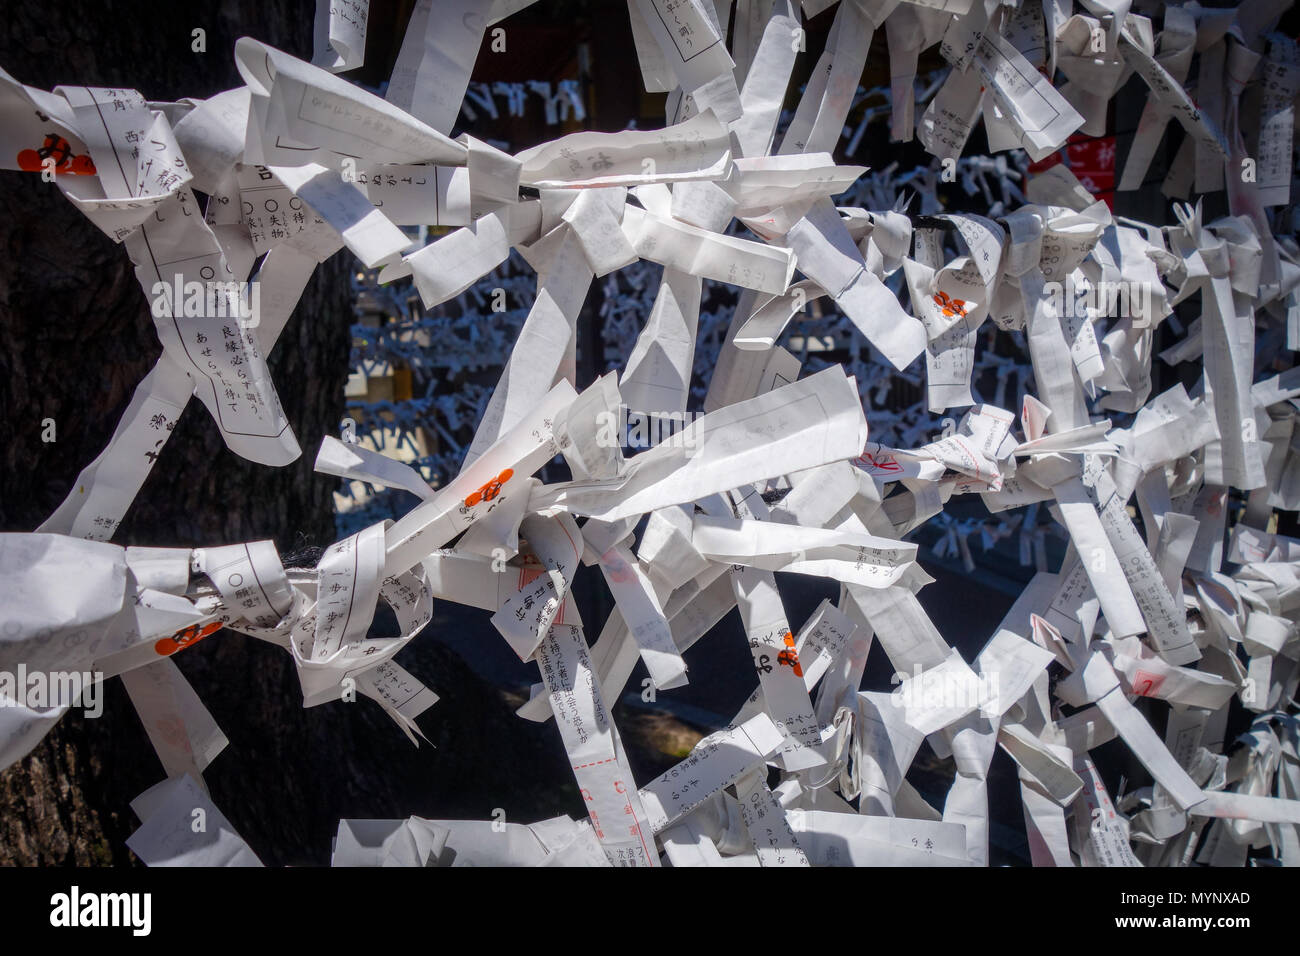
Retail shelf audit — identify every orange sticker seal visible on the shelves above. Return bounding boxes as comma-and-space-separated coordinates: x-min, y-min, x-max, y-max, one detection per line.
776, 631, 803, 677
154, 620, 222, 657
17, 134, 96, 176
465, 468, 514, 507
932, 290, 969, 318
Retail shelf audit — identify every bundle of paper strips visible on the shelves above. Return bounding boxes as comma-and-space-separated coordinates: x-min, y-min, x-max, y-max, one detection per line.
2, 0, 1300, 867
